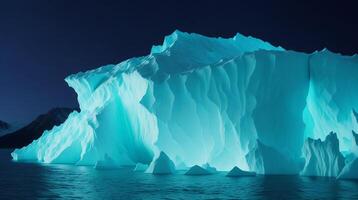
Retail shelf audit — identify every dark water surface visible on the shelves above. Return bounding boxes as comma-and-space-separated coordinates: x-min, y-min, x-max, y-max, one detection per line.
1, 149, 358, 200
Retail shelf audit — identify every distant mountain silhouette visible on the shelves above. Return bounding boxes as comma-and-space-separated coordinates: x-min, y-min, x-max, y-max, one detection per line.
0, 108, 75, 148
0, 120, 25, 137
0, 120, 10, 131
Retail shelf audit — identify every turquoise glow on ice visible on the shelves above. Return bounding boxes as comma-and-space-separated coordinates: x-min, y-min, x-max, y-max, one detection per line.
11, 31, 358, 176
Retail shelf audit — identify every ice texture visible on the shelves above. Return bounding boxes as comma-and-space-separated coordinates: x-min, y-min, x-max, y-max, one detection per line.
338, 158, 358, 179
246, 140, 299, 174
11, 31, 358, 177
351, 127, 358, 156
301, 132, 345, 177
303, 54, 358, 153
133, 163, 148, 172
337, 131, 358, 179
145, 151, 175, 174
227, 166, 256, 177
201, 163, 217, 173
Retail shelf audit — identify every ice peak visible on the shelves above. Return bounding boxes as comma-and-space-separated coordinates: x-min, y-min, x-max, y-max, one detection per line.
151, 30, 283, 55
150, 30, 181, 54
233, 33, 284, 51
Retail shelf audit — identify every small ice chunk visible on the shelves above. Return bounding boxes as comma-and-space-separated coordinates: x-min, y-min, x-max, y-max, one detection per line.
202, 163, 217, 173
227, 166, 256, 177
185, 165, 211, 175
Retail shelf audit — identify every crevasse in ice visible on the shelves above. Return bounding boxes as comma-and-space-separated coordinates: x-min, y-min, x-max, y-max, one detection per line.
11, 31, 358, 177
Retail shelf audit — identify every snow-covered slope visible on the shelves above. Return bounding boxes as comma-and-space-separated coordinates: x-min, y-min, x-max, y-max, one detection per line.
11, 31, 358, 178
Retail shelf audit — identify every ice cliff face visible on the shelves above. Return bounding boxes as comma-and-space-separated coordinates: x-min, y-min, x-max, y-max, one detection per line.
301, 132, 345, 177
304, 52, 358, 153
337, 131, 358, 179
246, 140, 300, 174
11, 31, 358, 177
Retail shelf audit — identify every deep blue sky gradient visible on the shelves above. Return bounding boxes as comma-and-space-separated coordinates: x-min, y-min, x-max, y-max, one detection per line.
0, 0, 357, 123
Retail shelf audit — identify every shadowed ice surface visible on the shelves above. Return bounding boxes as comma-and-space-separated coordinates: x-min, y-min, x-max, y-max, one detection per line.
1, 149, 358, 199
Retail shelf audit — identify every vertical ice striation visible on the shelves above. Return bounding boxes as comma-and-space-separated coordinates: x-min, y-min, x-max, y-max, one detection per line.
304, 51, 358, 152
11, 31, 358, 177
12, 71, 158, 166
338, 131, 358, 179
246, 140, 300, 174
301, 132, 345, 177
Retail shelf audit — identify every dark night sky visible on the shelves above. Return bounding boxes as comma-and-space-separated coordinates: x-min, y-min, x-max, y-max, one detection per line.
0, 0, 357, 123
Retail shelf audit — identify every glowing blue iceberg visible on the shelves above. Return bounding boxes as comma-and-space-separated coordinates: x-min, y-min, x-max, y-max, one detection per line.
301, 132, 345, 177
11, 31, 358, 178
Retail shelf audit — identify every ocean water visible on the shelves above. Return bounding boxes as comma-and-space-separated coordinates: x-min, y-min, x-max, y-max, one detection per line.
0, 149, 357, 200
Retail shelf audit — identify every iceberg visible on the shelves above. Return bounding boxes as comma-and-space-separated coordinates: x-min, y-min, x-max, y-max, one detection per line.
227, 166, 256, 177
11, 30, 358, 178
201, 163, 217, 173
145, 151, 176, 174
301, 132, 345, 177
185, 163, 217, 175
185, 165, 212, 176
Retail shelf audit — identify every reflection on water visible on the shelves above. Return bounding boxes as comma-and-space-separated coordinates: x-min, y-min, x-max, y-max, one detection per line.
1, 149, 358, 199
